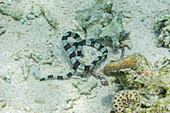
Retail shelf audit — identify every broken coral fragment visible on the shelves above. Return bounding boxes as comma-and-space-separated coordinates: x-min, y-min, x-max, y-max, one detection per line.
29, 51, 42, 63
154, 14, 170, 48
41, 4, 58, 29
72, 78, 98, 95
22, 63, 30, 80
26, 3, 42, 20
30, 3, 42, 18
0, 3, 23, 20
31, 64, 40, 80
0, 72, 11, 83
0, 25, 6, 36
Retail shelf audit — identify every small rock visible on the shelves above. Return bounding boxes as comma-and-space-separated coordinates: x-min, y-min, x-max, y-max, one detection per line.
26, 14, 35, 20
0, 4, 23, 20
26, 4, 42, 20
22, 63, 30, 80
0, 26, 6, 35
0, 98, 6, 109
23, 105, 32, 112
87, 90, 97, 99
123, 13, 132, 18
30, 4, 42, 18
72, 78, 98, 95
31, 64, 40, 80
11, 8, 23, 20
61, 100, 73, 110
0, 72, 11, 83
0, 102, 6, 108
41, 5, 58, 29
35, 97, 46, 104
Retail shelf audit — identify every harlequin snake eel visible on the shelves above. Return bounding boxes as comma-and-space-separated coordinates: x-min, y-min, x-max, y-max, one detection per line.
40, 31, 108, 85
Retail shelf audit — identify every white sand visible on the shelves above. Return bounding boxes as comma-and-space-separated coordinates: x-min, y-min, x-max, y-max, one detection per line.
0, 0, 169, 113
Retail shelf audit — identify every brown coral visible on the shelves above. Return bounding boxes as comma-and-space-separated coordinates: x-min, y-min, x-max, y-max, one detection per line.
103, 53, 151, 77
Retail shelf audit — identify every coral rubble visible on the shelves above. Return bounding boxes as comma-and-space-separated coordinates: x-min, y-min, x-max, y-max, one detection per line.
0, 3, 23, 20
26, 4, 42, 20
0, 72, 11, 83
154, 14, 170, 48
41, 4, 58, 29
72, 78, 98, 95
104, 53, 170, 112
22, 63, 30, 80
0, 25, 6, 36
75, 0, 130, 50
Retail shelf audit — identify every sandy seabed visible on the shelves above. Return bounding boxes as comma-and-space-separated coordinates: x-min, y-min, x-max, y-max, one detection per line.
0, 0, 169, 113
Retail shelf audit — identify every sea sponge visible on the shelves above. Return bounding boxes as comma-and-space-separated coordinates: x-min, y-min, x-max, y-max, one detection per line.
112, 90, 141, 113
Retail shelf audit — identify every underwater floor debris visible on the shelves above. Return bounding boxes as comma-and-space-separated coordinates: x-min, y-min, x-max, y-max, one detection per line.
154, 14, 170, 48
104, 53, 170, 112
